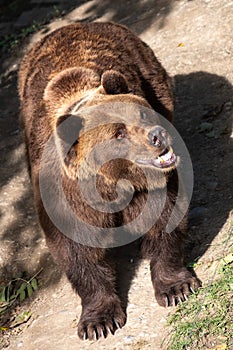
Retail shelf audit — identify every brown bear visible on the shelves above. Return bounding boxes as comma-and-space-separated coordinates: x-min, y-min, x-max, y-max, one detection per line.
18, 22, 201, 341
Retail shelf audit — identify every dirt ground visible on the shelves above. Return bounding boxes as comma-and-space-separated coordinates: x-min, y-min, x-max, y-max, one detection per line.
0, 0, 233, 349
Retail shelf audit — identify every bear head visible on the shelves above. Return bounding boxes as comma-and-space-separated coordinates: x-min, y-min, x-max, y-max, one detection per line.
43, 68, 178, 193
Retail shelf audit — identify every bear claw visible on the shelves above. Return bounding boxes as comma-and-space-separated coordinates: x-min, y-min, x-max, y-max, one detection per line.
78, 312, 126, 340
190, 286, 195, 294
155, 276, 201, 307
114, 319, 120, 329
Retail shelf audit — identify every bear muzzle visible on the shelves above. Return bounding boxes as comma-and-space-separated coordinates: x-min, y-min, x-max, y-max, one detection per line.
136, 126, 177, 169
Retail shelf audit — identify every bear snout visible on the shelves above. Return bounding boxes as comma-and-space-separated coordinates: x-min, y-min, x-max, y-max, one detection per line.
148, 126, 169, 149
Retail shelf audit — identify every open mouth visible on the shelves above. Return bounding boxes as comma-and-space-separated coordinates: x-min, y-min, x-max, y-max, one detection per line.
136, 147, 177, 169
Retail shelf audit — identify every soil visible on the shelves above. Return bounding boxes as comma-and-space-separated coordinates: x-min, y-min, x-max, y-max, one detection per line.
0, 0, 232, 349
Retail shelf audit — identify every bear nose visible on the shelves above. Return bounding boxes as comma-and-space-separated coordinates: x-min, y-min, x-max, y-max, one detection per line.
148, 126, 168, 148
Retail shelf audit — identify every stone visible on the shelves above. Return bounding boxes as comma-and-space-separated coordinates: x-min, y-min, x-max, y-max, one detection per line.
189, 207, 209, 221
224, 101, 232, 111
205, 181, 218, 191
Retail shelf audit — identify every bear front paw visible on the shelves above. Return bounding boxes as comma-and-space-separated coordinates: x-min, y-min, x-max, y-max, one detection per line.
154, 275, 201, 307
77, 302, 126, 340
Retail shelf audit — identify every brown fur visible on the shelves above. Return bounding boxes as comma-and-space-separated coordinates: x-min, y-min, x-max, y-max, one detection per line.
18, 22, 200, 341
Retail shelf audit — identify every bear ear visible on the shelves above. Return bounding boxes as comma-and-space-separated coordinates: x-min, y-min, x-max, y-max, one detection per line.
44, 67, 100, 106
55, 114, 83, 177
101, 70, 129, 95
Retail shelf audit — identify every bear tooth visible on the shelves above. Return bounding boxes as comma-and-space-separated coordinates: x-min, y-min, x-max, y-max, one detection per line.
162, 151, 173, 161
157, 156, 165, 164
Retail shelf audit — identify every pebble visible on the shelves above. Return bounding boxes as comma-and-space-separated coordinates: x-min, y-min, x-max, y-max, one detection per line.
10, 129, 20, 136
189, 207, 209, 221
205, 181, 218, 191
224, 101, 232, 111
123, 335, 135, 344
198, 122, 213, 132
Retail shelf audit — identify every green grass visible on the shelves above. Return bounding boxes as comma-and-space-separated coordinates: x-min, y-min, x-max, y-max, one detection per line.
166, 257, 233, 350
0, 269, 42, 332
0, 22, 41, 53
0, 4, 63, 54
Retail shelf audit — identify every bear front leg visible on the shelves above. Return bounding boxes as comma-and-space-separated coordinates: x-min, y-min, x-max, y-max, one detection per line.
142, 229, 201, 307
65, 247, 126, 340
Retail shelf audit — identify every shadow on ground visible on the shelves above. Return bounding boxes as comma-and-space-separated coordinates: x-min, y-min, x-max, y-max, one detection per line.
174, 72, 233, 263
76, 0, 176, 31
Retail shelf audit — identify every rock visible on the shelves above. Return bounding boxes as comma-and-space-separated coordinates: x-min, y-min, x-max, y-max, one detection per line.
198, 122, 213, 132
224, 101, 232, 111
189, 207, 209, 221
123, 335, 135, 344
205, 181, 218, 191
10, 129, 20, 136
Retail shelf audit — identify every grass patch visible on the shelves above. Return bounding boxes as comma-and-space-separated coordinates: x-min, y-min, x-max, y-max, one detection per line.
0, 269, 42, 331
166, 257, 233, 350
0, 4, 63, 54
0, 21, 41, 53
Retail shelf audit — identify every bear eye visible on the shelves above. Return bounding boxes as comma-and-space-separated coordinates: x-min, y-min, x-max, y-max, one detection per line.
115, 129, 126, 140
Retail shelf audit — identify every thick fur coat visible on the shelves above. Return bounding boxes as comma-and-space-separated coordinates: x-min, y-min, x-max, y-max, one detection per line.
18, 22, 200, 341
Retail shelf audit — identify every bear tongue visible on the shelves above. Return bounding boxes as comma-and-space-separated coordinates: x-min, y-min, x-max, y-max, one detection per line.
136, 147, 176, 168
152, 148, 176, 167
